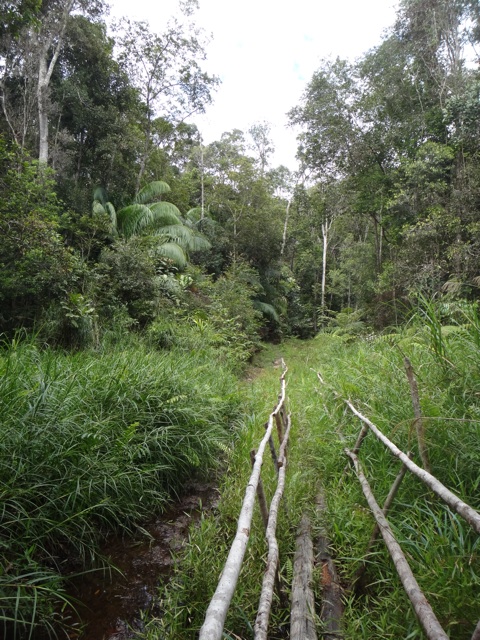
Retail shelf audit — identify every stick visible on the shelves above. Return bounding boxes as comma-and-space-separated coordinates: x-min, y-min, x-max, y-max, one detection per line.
290, 514, 317, 640
250, 449, 269, 532
345, 449, 449, 640
353, 454, 412, 590
265, 421, 279, 471
404, 357, 430, 472
199, 364, 288, 640
254, 413, 292, 640
345, 399, 480, 534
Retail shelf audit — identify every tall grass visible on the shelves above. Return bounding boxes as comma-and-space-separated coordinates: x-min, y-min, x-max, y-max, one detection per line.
146, 300, 480, 639
0, 334, 242, 637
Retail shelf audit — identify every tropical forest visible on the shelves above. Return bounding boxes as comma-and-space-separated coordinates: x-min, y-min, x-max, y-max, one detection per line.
0, 0, 479, 638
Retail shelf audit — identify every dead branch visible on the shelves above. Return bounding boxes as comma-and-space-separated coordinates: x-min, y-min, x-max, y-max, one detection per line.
345, 399, 480, 535
353, 453, 412, 591
404, 357, 430, 472
345, 449, 449, 640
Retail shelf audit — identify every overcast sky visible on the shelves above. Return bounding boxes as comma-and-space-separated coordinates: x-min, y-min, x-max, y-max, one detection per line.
109, 0, 399, 169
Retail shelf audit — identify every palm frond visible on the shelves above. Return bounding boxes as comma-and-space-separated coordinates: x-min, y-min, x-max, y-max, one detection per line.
92, 201, 106, 216
93, 186, 108, 206
253, 301, 279, 322
185, 207, 203, 225
154, 242, 187, 267
156, 225, 211, 251
105, 202, 117, 233
117, 204, 154, 237
148, 201, 182, 225
135, 181, 171, 205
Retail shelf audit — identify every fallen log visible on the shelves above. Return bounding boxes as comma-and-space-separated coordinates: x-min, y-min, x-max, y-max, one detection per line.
345, 399, 480, 535
316, 490, 343, 640
290, 514, 317, 640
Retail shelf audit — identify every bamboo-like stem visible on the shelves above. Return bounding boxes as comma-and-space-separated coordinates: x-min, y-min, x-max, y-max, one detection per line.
353, 454, 412, 590
254, 413, 292, 640
199, 364, 288, 640
250, 449, 269, 532
345, 399, 480, 534
404, 357, 430, 472
290, 514, 317, 640
345, 449, 449, 640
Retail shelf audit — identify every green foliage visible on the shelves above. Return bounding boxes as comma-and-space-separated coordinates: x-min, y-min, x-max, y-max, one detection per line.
0, 140, 75, 333
0, 335, 242, 636
149, 309, 480, 639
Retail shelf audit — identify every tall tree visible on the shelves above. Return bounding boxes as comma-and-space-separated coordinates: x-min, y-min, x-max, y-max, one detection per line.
0, 0, 104, 162
114, 14, 219, 191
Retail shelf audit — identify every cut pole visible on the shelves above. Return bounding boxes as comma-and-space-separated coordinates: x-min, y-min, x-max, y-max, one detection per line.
404, 357, 430, 472
254, 413, 292, 640
199, 364, 288, 640
353, 454, 412, 590
316, 489, 343, 640
471, 620, 480, 640
290, 515, 317, 640
265, 420, 279, 470
250, 449, 269, 532
345, 449, 449, 640
345, 399, 480, 534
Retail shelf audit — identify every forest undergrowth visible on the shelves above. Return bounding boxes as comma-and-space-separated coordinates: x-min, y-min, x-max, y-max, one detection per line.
145, 300, 480, 640
0, 330, 243, 639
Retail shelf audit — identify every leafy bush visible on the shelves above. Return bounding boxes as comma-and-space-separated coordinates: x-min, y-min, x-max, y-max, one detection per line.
0, 140, 75, 333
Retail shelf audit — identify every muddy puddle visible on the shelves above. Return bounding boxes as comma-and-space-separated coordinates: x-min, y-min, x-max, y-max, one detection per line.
64, 482, 219, 640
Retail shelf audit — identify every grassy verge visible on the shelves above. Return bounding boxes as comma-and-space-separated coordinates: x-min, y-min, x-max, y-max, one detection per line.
0, 334, 242, 638
148, 302, 480, 639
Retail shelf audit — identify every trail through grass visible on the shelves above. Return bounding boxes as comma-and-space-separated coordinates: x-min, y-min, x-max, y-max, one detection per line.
147, 309, 480, 639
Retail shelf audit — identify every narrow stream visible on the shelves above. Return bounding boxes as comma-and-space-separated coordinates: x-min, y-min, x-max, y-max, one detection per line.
65, 482, 219, 640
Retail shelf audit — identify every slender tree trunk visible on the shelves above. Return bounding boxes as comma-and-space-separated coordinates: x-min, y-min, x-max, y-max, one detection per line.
200, 143, 205, 220
37, 54, 49, 164
281, 198, 292, 257
321, 218, 332, 310
36, 0, 74, 164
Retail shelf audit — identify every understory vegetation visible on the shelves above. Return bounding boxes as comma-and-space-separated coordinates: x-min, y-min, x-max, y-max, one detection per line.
0, 333, 242, 638
147, 301, 479, 639
1, 0, 480, 637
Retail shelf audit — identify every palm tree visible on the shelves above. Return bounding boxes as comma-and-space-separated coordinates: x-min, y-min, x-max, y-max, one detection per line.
93, 181, 210, 267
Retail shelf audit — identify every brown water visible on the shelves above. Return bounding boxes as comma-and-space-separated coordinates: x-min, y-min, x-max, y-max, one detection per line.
64, 482, 219, 640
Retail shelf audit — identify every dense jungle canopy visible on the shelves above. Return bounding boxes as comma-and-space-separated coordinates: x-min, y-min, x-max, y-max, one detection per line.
1, 0, 479, 342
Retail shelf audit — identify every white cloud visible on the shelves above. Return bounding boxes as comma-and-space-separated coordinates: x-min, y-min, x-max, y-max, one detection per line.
109, 0, 399, 169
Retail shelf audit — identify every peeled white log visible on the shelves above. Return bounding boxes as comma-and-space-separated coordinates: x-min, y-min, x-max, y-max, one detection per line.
345, 399, 480, 534
199, 364, 287, 640
254, 413, 292, 640
345, 449, 449, 640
